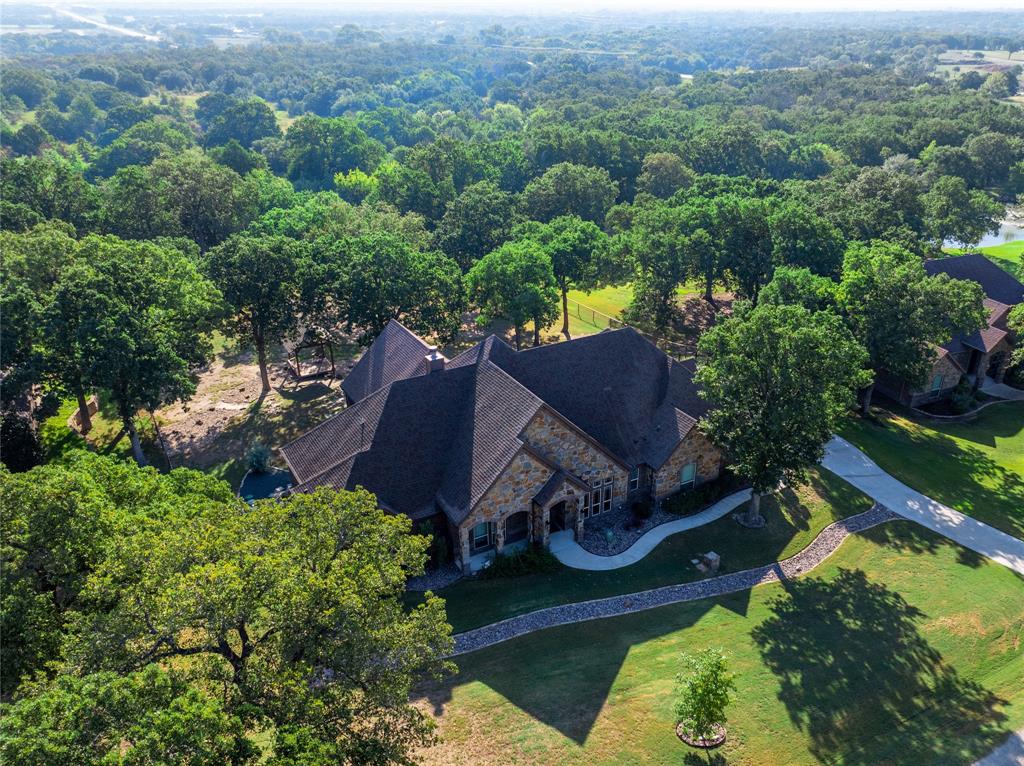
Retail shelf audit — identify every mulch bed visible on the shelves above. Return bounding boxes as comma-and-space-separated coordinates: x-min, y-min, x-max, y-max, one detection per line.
579, 505, 684, 556
677, 722, 726, 748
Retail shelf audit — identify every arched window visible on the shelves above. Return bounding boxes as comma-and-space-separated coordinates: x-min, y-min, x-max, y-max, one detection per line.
504, 511, 529, 544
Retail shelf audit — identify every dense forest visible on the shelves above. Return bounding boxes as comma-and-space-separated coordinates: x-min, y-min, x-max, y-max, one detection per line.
2, 8, 1024, 764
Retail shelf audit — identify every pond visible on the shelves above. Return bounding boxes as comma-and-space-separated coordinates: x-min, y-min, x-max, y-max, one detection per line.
238, 467, 293, 503
946, 219, 1024, 250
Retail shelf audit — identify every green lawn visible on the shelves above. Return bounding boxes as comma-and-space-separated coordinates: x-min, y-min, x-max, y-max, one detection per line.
540, 283, 705, 339
417, 522, 1024, 766
840, 405, 1024, 539
433, 469, 872, 633
40, 393, 165, 467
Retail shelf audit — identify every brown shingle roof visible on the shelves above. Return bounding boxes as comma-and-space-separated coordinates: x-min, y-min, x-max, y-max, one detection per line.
924, 254, 1024, 306
340, 320, 438, 404
282, 323, 711, 524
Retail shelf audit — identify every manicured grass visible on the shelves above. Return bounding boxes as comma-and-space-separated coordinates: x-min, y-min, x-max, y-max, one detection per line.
433, 469, 872, 633
417, 521, 1024, 766
541, 283, 704, 339
840, 405, 1024, 539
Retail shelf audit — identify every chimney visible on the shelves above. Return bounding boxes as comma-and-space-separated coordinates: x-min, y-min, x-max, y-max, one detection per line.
424, 345, 446, 374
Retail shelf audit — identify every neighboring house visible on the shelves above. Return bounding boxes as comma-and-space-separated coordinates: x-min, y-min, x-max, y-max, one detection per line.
877, 254, 1024, 407
281, 321, 723, 572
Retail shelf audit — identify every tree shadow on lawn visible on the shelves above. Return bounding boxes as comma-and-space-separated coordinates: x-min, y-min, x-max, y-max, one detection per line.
751, 568, 1008, 766
866, 520, 986, 569
417, 593, 725, 746
850, 411, 1024, 540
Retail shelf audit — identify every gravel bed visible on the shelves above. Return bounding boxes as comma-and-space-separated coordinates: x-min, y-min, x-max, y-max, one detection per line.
451, 504, 898, 656
407, 564, 462, 592
580, 505, 684, 556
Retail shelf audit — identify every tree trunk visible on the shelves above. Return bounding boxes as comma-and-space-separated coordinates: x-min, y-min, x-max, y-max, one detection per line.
704, 274, 714, 303
533, 320, 541, 347
561, 285, 572, 340
75, 385, 92, 435
256, 337, 271, 393
743, 491, 765, 527
125, 416, 147, 466
861, 381, 875, 417
513, 325, 522, 351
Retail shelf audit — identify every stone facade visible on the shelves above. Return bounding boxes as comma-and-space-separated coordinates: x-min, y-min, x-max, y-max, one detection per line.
459, 449, 554, 567
455, 408, 721, 570
653, 429, 722, 500
904, 352, 968, 407
521, 407, 629, 505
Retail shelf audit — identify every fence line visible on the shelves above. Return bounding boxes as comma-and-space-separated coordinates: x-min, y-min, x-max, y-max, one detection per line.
565, 297, 696, 360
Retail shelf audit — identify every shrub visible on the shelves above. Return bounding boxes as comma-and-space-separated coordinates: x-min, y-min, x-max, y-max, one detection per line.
247, 442, 272, 473
950, 378, 979, 414
631, 498, 653, 521
479, 546, 560, 580
663, 470, 743, 516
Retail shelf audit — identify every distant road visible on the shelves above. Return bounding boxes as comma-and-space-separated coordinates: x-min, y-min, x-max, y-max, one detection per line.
53, 7, 160, 42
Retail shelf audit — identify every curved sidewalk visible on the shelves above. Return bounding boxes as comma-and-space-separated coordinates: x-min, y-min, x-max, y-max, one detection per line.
452, 505, 896, 656
549, 488, 751, 570
822, 436, 1024, 576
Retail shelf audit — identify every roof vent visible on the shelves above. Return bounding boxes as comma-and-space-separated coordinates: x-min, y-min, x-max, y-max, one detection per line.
424, 346, 446, 374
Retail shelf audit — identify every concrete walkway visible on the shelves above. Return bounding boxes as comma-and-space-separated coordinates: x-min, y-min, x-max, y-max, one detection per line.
549, 488, 751, 570
981, 379, 1024, 401
822, 436, 1024, 576
974, 729, 1024, 766
453, 505, 896, 655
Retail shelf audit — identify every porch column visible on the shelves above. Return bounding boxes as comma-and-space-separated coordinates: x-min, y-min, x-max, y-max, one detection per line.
494, 519, 505, 554
540, 506, 551, 548
458, 526, 471, 571
573, 495, 585, 541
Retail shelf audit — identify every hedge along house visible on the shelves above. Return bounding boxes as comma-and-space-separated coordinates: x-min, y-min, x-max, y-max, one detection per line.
280, 321, 723, 572
876, 254, 1024, 408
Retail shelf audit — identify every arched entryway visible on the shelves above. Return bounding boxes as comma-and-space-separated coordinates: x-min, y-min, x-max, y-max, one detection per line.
549, 500, 568, 532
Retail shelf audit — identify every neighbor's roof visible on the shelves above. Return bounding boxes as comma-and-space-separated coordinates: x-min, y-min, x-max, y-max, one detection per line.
940, 297, 1013, 357
340, 320, 440, 404
282, 323, 710, 524
924, 254, 1024, 306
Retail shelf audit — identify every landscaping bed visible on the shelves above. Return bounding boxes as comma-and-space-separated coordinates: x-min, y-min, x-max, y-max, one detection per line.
580, 476, 746, 556
431, 468, 871, 633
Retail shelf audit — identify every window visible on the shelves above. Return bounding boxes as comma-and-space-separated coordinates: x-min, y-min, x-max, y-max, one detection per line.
680, 462, 697, 489
583, 477, 614, 517
471, 521, 493, 552
629, 466, 640, 492
504, 512, 528, 544
930, 374, 944, 392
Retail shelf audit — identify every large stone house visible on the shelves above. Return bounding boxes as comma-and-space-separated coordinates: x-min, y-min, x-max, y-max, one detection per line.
876, 254, 1023, 407
280, 321, 723, 571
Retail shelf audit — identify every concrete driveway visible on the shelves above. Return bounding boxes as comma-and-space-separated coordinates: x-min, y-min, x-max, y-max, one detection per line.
822, 436, 1024, 576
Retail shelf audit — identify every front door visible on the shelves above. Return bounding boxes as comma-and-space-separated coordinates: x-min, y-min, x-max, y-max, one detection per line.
549, 501, 567, 532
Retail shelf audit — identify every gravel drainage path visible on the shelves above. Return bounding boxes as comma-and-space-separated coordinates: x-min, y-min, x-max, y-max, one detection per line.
451, 503, 898, 656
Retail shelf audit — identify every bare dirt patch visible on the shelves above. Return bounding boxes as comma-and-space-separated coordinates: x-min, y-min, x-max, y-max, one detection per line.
156, 343, 354, 487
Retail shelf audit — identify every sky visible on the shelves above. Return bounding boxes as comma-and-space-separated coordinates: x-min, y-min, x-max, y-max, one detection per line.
70, 0, 1024, 11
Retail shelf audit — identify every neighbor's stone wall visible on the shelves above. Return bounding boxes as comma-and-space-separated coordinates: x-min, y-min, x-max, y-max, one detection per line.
907, 353, 964, 407
459, 449, 554, 566
653, 429, 722, 500
522, 407, 629, 503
